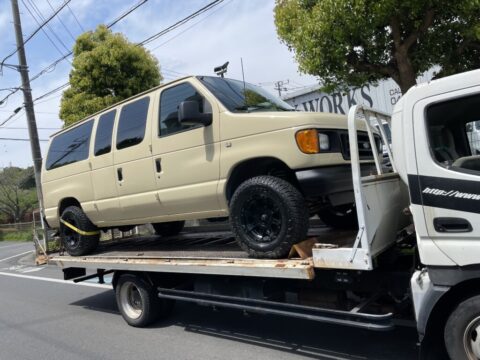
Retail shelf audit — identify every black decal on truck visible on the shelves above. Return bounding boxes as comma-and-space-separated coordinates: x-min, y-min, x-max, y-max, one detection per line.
408, 174, 480, 214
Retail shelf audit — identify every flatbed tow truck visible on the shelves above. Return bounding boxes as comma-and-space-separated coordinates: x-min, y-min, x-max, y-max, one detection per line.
45, 70, 480, 359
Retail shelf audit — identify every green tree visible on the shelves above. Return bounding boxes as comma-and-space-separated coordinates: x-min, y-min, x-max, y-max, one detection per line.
274, 0, 480, 94
60, 25, 162, 126
0, 167, 37, 223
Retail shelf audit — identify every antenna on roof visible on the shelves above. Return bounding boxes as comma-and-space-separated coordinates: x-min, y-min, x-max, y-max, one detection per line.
214, 61, 229, 78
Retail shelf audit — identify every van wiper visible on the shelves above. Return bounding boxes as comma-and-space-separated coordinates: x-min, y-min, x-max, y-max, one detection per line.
234, 105, 262, 112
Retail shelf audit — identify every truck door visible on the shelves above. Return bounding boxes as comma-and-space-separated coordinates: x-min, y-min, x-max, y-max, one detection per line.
412, 88, 480, 266
151, 80, 221, 216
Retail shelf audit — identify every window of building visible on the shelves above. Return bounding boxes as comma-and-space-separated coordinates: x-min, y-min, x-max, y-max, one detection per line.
94, 110, 116, 156
46, 120, 94, 170
116, 97, 150, 150
426, 93, 480, 173
159, 83, 211, 137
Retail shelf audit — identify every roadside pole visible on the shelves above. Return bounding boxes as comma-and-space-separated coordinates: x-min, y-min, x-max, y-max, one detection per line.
10, 0, 49, 253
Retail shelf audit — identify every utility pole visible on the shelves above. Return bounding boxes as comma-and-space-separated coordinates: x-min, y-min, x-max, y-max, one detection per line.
274, 79, 289, 97
11, 0, 48, 252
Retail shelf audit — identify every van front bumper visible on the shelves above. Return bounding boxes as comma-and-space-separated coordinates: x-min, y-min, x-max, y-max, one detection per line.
295, 164, 376, 197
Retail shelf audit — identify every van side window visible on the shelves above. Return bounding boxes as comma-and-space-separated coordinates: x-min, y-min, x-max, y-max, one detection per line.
94, 110, 116, 156
46, 120, 94, 170
117, 97, 150, 150
159, 83, 211, 137
426, 93, 480, 173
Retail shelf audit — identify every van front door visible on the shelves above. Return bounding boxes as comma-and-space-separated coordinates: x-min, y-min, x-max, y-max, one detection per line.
412, 87, 480, 267
151, 81, 221, 217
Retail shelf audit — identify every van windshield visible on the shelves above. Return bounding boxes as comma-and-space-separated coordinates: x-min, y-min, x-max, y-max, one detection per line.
198, 76, 294, 113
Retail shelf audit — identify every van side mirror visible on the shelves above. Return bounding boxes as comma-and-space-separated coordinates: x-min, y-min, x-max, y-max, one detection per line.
178, 101, 212, 126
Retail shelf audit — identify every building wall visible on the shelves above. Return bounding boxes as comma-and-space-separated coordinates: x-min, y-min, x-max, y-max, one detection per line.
283, 71, 435, 114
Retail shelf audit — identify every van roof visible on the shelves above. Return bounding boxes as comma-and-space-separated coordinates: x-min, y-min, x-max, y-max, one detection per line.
50, 75, 193, 138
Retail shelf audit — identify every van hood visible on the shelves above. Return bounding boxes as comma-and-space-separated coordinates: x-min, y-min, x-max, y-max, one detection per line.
220, 110, 370, 140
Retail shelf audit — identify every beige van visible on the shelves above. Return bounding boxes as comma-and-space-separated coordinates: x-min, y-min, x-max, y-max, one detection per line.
41, 76, 380, 258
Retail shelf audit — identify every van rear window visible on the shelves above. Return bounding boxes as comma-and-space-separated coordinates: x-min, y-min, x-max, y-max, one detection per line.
46, 120, 94, 170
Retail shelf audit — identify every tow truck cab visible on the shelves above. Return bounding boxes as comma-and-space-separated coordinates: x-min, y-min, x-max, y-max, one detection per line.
392, 69, 480, 359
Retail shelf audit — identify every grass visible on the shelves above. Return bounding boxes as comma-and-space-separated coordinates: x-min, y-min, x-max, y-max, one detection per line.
0, 230, 32, 242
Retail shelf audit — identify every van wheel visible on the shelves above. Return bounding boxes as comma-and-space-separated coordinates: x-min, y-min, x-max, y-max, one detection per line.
445, 295, 480, 360
318, 204, 357, 229
152, 221, 185, 237
60, 206, 99, 256
230, 176, 309, 259
115, 274, 173, 327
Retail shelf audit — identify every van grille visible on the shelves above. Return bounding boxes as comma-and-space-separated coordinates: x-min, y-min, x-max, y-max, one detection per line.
340, 131, 382, 160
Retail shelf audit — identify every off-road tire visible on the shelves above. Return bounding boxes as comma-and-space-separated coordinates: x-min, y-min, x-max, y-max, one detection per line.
445, 295, 480, 360
152, 221, 185, 237
115, 274, 173, 327
60, 206, 99, 256
230, 176, 309, 259
318, 204, 358, 229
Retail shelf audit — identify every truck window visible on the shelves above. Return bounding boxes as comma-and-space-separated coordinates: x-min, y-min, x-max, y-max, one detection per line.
94, 110, 116, 156
426, 93, 480, 173
159, 83, 211, 137
116, 97, 150, 150
46, 120, 94, 170
466, 120, 480, 155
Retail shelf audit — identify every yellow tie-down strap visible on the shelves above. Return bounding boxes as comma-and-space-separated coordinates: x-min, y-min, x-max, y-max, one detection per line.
60, 218, 100, 236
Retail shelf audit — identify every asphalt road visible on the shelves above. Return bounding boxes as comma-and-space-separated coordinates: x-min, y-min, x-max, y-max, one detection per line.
0, 241, 419, 360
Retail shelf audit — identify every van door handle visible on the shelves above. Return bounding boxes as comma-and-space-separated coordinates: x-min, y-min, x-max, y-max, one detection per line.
117, 168, 123, 182
155, 158, 162, 173
433, 217, 472, 233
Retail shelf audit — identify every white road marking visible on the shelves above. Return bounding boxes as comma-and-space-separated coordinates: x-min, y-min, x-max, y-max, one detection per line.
0, 271, 112, 289
0, 250, 34, 262
19, 267, 44, 273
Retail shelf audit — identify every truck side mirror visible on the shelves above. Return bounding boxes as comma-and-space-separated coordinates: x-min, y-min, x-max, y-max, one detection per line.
178, 101, 212, 127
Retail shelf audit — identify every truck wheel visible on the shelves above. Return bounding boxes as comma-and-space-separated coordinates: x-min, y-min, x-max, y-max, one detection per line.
445, 295, 480, 360
152, 221, 185, 237
318, 204, 357, 229
115, 274, 173, 327
60, 206, 99, 256
230, 176, 309, 259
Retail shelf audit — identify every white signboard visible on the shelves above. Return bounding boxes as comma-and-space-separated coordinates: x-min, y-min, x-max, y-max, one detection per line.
283, 71, 434, 115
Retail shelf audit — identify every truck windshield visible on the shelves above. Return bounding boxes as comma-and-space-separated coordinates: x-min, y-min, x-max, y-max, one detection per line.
198, 76, 294, 113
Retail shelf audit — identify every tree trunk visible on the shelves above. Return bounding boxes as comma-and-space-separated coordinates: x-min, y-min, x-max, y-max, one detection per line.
394, 49, 417, 94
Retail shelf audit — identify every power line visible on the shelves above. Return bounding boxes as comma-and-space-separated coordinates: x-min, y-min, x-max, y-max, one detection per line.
150, 0, 233, 52
66, 3, 84, 32
107, 0, 148, 28
26, 0, 72, 52
139, 0, 224, 46
0, 0, 149, 107
21, 0, 72, 59
1, 0, 226, 125
0, 137, 48, 142
0, 0, 72, 68
45, 0, 76, 42
0, 127, 59, 130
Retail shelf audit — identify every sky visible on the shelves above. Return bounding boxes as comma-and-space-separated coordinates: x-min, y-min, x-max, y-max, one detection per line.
0, 0, 318, 168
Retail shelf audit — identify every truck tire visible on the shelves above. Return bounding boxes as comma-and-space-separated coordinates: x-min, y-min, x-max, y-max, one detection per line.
60, 206, 99, 256
444, 295, 480, 360
115, 274, 173, 327
318, 204, 357, 229
152, 221, 185, 237
230, 176, 309, 259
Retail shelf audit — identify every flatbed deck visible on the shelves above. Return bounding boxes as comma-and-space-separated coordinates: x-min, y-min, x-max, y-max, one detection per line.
50, 224, 358, 280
